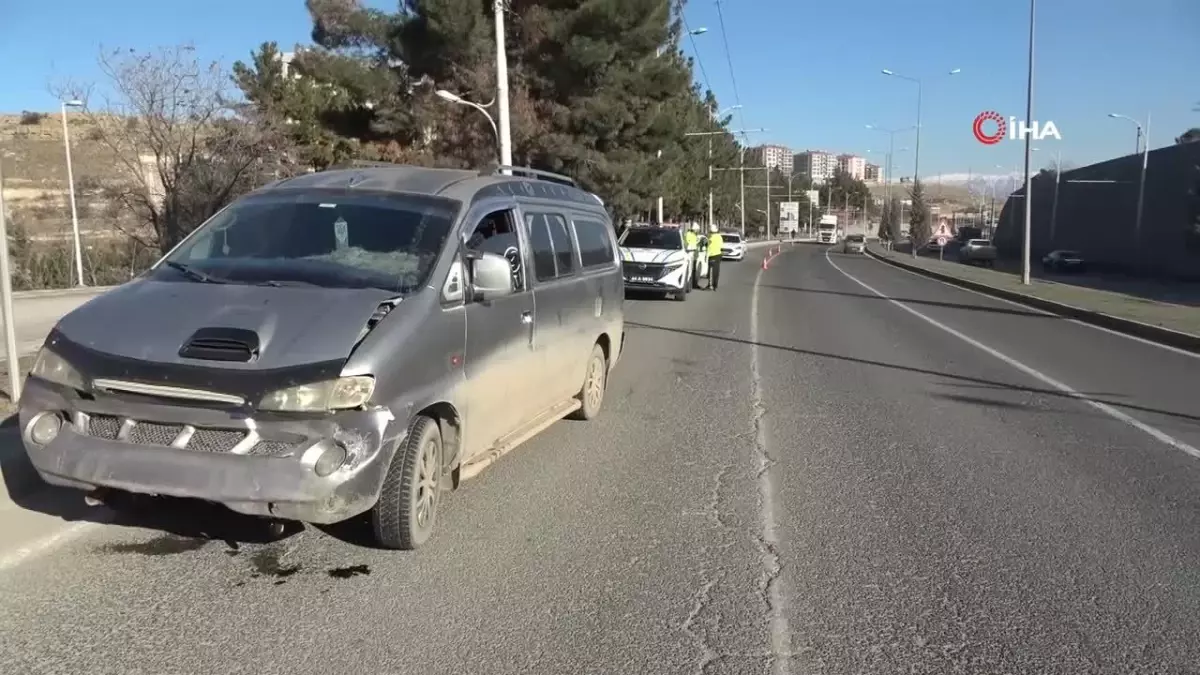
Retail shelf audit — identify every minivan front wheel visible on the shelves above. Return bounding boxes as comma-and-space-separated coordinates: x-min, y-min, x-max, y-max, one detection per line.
371, 415, 443, 550
568, 343, 608, 421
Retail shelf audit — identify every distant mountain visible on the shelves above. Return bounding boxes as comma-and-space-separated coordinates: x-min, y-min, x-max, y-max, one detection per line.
928, 172, 1027, 196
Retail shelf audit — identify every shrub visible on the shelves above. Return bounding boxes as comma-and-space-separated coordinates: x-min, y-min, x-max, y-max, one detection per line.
19, 111, 48, 125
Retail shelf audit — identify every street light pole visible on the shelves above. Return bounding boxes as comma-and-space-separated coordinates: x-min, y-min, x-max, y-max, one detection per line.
1134, 113, 1150, 270
60, 99, 85, 286
1020, 0, 1036, 285
1049, 149, 1062, 246
880, 68, 959, 186
739, 145, 745, 239
493, 0, 513, 171
1107, 111, 1151, 269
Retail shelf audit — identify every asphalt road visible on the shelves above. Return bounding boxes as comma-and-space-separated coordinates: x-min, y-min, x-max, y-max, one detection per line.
3, 244, 1200, 674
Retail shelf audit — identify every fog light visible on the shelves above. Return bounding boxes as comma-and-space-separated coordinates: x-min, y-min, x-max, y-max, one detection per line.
313, 443, 348, 477
29, 413, 63, 446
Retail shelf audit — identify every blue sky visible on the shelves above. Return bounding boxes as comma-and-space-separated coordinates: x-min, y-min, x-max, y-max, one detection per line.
3, 0, 1197, 178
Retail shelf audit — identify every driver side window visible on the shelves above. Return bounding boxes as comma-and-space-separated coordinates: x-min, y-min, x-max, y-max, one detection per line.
465, 208, 526, 293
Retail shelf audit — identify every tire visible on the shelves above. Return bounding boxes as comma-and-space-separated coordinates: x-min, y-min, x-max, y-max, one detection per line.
370, 415, 443, 550
674, 287, 688, 301
568, 343, 608, 421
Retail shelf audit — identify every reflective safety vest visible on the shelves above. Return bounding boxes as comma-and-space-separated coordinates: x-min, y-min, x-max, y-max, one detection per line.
706, 233, 723, 257
684, 230, 699, 250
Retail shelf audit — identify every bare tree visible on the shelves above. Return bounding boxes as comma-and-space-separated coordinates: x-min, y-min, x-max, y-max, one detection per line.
55, 44, 296, 253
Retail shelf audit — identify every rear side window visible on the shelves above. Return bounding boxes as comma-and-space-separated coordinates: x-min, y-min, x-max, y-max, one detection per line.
545, 214, 576, 276
525, 214, 557, 282
525, 211, 576, 281
574, 218, 615, 268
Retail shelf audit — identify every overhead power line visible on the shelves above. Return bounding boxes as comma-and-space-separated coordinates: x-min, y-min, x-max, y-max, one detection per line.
713, 0, 746, 134
677, 0, 712, 98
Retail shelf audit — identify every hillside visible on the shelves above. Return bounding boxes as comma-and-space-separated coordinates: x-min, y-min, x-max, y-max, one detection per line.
0, 112, 127, 237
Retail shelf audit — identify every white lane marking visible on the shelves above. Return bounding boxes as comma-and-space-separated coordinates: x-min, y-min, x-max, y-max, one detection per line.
862, 249, 1200, 361
825, 249, 1200, 460
0, 521, 98, 573
750, 262, 792, 674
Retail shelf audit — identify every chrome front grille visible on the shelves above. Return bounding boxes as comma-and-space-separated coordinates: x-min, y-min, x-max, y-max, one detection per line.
622, 261, 670, 279
78, 413, 300, 458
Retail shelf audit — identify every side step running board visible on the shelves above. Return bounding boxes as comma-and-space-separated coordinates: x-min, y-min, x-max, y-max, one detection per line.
459, 398, 582, 481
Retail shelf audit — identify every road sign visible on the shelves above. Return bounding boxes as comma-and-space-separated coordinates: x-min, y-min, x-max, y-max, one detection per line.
937, 236, 947, 247
779, 202, 800, 233
805, 190, 820, 208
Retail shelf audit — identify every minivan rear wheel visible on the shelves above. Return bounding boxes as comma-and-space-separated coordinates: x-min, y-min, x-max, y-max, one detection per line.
370, 415, 443, 550
568, 343, 608, 421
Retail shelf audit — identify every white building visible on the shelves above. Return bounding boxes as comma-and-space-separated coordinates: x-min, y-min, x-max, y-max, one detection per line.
794, 151, 838, 183
837, 154, 867, 181
747, 144, 793, 174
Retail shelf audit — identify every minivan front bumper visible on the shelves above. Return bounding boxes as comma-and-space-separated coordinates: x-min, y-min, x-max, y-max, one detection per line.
18, 377, 403, 524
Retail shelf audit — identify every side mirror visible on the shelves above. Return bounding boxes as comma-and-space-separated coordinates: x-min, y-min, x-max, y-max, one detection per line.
469, 251, 515, 300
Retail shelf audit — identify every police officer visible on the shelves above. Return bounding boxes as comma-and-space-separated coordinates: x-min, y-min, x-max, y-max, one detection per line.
706, 224, 724, 291
684, 222, 700, 252
685, 223, 702, 288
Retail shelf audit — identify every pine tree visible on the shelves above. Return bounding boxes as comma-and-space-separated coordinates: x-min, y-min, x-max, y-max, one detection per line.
908, 179, 931, 255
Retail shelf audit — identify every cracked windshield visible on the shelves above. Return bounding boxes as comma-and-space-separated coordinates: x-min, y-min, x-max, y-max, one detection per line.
2, 0, 1200, 673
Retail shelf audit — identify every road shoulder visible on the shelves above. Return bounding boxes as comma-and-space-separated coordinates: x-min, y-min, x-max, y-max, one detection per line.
866, 243, 1200, 354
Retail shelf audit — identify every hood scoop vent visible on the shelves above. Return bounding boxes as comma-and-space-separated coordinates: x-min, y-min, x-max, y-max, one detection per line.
179, 327, 261, 363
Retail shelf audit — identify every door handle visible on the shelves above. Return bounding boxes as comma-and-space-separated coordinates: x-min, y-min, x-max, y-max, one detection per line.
520, 311, 533, 324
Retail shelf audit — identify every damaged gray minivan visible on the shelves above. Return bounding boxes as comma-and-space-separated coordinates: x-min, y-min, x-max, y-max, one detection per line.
18, 163, 624, 550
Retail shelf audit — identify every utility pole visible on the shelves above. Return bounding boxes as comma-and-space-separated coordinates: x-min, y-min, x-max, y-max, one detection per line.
739, 146, 745, 239
0, 158, 21, 400
1020, 0, 1036, 285
765, 167, 771, 240
1049, 149, 1061, 246
708, 135, 714, 231
493, 0, 513, 171
686, 128, 766, 235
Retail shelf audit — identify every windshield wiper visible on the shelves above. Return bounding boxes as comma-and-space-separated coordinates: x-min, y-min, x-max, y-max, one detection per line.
164, 261, 229, 284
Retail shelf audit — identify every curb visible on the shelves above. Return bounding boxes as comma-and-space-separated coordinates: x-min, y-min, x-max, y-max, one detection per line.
865, 247, 1200, 355
13, 286, 115, 301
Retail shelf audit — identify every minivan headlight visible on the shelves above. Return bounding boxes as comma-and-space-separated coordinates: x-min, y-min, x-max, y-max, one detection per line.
258, 376, 375, 412
30, 347, 86, 390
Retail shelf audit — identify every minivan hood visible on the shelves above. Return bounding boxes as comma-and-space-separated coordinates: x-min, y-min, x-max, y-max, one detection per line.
621, 247, 688, 264
54, 279, 399, 369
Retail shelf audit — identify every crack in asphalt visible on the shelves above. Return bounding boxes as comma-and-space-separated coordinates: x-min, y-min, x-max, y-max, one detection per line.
751, 265, 792, 675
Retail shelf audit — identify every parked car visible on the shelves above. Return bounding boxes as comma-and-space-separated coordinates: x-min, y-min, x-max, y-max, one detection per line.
1042, 250, 1086, 274
842, 234, 866, 254
18, 163, 625, 550
721, 232, 747, 261
618, 224, 692, 300
958, 239, 997, 266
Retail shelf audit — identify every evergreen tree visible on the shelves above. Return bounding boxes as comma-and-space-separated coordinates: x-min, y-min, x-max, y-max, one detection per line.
908, 178, 931, 255
231, 0, 743, 221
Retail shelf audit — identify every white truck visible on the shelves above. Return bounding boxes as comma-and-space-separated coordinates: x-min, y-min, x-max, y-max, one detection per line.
817, 215, 839, 244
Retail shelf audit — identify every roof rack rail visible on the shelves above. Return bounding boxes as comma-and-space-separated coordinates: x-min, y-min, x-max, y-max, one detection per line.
329, 160, 403, 170
489, 165, 579, 188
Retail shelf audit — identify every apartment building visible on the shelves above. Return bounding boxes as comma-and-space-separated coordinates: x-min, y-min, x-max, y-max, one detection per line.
746, 144, 794, 174
864, 163, 881, 183
837, 154, 867, 181
794, 150, 838, 183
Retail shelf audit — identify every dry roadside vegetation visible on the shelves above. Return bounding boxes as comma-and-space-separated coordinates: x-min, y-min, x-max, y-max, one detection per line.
1, 45, 297, 290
